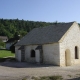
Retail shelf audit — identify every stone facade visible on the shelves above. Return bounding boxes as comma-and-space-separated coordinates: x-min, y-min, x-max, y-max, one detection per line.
15, 43, 60, 65
59, 22, 80, 66
15, 46, 21, 61
43, 43, 60, 65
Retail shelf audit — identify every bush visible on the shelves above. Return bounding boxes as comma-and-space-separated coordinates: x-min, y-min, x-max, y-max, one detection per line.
31, 76, 63, 80
0, 39, 5, 48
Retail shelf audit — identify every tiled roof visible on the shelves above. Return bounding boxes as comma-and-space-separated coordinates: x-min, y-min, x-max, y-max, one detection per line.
15, 22, 74, 46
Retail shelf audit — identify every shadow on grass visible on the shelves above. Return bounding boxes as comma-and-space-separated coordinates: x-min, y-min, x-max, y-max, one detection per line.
0, 57, 16, 62
0, 48, 6, 50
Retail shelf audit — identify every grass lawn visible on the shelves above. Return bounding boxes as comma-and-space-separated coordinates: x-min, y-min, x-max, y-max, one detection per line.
22, 76, 63, 80
0, 50, 15, 58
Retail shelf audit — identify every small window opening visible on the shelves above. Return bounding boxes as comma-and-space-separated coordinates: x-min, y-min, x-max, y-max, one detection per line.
31, 50, 35, 57
75, 46, 78, 59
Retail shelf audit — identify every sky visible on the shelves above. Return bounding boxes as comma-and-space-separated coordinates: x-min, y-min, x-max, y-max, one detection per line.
0, 0, 80, 23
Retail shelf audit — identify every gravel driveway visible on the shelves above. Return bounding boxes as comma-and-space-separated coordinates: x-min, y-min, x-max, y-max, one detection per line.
0, 62, 80, 80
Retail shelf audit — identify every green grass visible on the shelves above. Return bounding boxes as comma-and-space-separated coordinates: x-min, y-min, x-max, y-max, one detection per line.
0, 50, 14, 58
67, 75, 72, 77
31, 76, 63, 80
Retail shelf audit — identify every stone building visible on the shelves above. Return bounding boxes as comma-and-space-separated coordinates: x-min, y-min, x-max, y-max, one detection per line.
0, 36, 8, 42
15, 21, 80, 66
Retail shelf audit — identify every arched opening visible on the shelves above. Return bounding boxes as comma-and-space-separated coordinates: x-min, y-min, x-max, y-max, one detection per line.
75, 46, 79, 59
65, 49, 71, 66
31, 50, 35, 58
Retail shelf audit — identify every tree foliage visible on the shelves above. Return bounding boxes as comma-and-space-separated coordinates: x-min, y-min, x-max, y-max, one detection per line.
0, 18, 56, 38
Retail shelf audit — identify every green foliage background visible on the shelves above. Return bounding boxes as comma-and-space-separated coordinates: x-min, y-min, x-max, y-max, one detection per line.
0, 18, 57, 38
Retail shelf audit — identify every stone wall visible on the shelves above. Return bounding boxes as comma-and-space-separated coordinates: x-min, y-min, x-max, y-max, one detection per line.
15, 46, 21, 61
43, 43, 60, 65
15, 42, 60, 65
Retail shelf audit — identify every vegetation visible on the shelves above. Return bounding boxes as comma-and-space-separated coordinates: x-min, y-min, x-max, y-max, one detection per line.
0, 18, 58, 38
0, 39, 5, 48
39, 76, 63, 80
29, 76, 63, 80
67, 75, 72, 77
0, 50, 14, 58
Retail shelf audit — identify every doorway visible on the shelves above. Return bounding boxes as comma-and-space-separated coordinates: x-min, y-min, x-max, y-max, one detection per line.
21, 49, 25, 61
18, 46, 25, 62
65, 49, 71, 66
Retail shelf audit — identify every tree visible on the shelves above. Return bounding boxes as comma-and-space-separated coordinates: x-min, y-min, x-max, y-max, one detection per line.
0, 18, 59, 38
13, 32, 21, 40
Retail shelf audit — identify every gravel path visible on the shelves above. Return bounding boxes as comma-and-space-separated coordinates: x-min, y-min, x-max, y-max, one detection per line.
0, 62, 80, 80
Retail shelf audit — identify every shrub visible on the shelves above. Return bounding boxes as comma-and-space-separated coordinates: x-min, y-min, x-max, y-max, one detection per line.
31, 76, 63, 80
0, 39, 5, 48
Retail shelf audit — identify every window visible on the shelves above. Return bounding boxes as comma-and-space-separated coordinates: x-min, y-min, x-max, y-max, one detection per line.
75, 46, 78, 59
31, 50, 35, 57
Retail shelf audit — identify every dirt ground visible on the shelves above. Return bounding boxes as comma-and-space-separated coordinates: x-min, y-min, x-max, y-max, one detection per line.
0, 62, 80, 80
